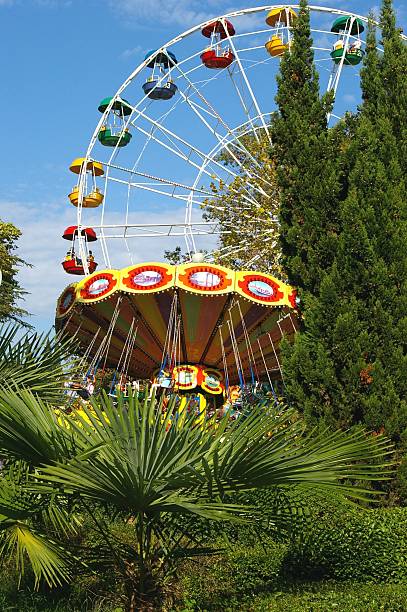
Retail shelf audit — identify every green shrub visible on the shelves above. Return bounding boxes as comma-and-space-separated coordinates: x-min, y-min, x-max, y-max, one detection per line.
284, 504, 407, 582
180, 539, 287, 608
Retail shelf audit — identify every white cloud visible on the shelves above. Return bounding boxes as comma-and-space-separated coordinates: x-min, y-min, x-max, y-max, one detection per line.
107, 0, 236, 29
342, 93, 356, 103
120, 44, 144, 60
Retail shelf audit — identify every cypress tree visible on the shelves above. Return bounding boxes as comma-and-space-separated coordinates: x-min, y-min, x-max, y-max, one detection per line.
280, 0, 407, 497
272, 0, 343, 295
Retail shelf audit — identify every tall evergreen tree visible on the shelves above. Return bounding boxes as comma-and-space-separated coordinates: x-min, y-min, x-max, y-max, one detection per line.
280, 1, 407, 497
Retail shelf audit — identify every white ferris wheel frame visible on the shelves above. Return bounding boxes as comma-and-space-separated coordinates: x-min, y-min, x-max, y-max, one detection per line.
74, 4, 405, 273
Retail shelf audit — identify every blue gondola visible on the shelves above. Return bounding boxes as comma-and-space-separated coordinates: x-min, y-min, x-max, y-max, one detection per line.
142, 49, 178, 100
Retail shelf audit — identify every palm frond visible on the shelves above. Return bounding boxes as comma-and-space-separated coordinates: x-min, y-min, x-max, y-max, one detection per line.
0, 322, 79, 402
0, 461, 75, 588
31, 392, 394, 516
0, 522, 71, 588
0, 389, 78, 464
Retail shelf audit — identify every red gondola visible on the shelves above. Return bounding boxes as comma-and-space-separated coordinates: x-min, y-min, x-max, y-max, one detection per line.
61, 225, 98, 275
62, 259, 98, 276
200, 49, 235, 69
201, 19, 235, 70
62, 226, 97, 242
201, 19, 235, 39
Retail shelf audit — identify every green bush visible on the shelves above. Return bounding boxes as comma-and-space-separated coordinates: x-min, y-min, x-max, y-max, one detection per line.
180, 539, 287, 608
284, 504, 407, 582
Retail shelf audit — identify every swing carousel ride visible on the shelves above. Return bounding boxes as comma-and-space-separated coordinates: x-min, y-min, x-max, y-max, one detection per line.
56, 5, 390, 409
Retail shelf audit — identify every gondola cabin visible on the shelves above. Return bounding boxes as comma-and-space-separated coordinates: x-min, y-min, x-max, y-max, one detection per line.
200, 19, 235, 69
142, 50, 178, 100
200, 48, 234, 69
265, 7, 297, 57
62, 259, 98, 275
61, 225, 97, 275
98, 96, 133, 147
68, 158, 105, 209
330, 15, 365, 66
265, 35, 287, 57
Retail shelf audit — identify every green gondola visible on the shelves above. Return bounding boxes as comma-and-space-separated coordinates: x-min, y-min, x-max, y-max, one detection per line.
331, 16, 365, 35
98, 127, 132, 147
330, 47, 365, 66
98, 96, 133, 116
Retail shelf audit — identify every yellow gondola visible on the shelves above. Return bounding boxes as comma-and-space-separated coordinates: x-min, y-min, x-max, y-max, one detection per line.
68, 158, 105, 208
265, 7, 297, 58
69, 157, 104, 177
265, 7, 297, 27
68, 186, 104, 208
265, 35, 288, 57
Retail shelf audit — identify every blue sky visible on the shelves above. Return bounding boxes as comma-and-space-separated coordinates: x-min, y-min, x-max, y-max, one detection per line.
0, 0, 406, 331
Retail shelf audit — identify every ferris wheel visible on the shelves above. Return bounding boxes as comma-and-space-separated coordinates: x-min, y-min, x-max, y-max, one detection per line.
61, 4, 390, 277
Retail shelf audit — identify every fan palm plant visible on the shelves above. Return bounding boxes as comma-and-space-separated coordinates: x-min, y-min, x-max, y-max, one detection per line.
0, 386, 393, 611
0, 322, 79, 402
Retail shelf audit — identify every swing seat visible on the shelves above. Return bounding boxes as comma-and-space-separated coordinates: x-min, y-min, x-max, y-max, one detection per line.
62, 259, 98, 275
265, 36, 288, 57
98, 126, 132, 147
330, 47, 364, 65
142, 80, 178, 100
68, 187, 104, 208
200, 49, 234, 69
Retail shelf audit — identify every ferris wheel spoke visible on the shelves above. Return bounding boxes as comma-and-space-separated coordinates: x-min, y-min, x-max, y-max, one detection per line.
222, 21, 271, 144
130, 108, 243, 184
97, 160, 214, 197
130, 122, 225, 185
173, 60, 265, 171
176, 92, 271, 195
98, 221, 219, 239
226, 64, 259, 141
107, 175, 210, 209
134, 103, 274, 204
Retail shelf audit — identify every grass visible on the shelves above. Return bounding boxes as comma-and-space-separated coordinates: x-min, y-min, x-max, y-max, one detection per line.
177, 581, 407, 611
0, 580, 406, 612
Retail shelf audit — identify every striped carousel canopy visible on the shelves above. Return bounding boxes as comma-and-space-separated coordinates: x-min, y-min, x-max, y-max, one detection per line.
55, 262, 298, 385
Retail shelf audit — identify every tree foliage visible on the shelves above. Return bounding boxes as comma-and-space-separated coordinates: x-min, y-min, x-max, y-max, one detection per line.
279, 0, 407, 497
0, 221, 31, 325
271, 0, 343, 295
203, 130, 282, 275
